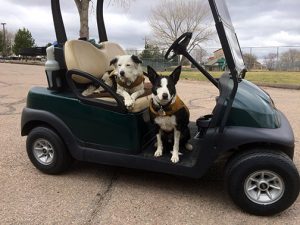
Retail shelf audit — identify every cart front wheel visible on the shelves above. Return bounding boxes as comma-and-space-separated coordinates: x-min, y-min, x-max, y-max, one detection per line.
225, 150, 300, 216
26, 126, 73, 174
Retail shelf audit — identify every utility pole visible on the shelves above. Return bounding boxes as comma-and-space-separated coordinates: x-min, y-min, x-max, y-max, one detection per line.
143, 36, 148, 48
1, 23, 6, 57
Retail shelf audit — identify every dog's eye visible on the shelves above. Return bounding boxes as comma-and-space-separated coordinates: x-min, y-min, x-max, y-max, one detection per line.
126, 64, 131, 67
118, 64, 121, 67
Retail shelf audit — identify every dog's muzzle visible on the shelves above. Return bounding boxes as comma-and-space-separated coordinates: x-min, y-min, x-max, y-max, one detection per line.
162, 93, 169, 100
120, 71, 125, 77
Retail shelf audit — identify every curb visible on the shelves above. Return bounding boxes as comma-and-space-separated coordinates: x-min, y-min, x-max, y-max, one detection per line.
0, 61, 44, 67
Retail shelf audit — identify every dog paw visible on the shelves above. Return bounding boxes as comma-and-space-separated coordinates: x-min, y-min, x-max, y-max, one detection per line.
125, 99, 134, 108
126, 104, 135, 111
171, 154, 179, 164
82, 85, 96, 96
170, 151, 183, 156
154, 149, 163, 157
94, 87, 104, 94
185, 143, 193, 151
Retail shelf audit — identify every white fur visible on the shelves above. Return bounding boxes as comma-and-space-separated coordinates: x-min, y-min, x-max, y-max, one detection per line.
154, 115, 177, 132
152, 76, 192, 163
152, 78, 174, 105
115, 55, 142, 83
171, 129, 181, 163
82, 85, 97, 96
82, 55, 145, 110
154, 130, 163, 157
113, 55, 145, 109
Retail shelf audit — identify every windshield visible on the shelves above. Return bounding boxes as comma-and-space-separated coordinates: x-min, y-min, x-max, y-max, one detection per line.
213, 0, 232, 26
209, 0, 246, 76
224, 25, 245, 73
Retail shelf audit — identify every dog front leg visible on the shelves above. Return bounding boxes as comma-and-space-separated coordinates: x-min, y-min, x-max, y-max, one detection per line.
131, 89, 145, 102
171, 129, 181, 163
117, 89, 133, 108
154, 130, 163, 157
82, 85, 96, 96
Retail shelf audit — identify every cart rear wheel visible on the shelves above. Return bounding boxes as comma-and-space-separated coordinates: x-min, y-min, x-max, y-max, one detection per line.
225, 150, 300, 216
26, 127, 73, 174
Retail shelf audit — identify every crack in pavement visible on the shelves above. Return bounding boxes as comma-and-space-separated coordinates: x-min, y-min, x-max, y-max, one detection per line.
188, 95, 216, 110
84, 171, 119, 225
0, 96, 27, 115
0, 81, 13, 87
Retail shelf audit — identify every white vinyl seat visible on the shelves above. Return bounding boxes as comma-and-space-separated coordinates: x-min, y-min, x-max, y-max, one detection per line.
64, 40, 151, 112
64, 40, 126, 84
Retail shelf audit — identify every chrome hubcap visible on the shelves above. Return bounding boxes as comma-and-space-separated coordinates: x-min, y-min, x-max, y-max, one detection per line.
244, 170, 284, 205
33, 139, 55, 165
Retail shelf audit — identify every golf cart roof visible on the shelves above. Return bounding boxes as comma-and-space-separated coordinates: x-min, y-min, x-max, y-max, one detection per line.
209, 0, 246, 78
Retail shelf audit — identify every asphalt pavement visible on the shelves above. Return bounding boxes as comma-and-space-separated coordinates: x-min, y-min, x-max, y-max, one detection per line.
0, 63, 299, 225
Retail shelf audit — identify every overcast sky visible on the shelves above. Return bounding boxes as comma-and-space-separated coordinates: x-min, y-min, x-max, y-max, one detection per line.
0, 0, 299, 50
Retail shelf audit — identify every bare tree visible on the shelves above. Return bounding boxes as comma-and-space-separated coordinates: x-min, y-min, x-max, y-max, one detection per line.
0, 30, 14, 56
264, 53, 277, 71
107, 0, 134, 8
192, 47, 208, 64
280, 49, 300, 71
149, 0, 215, 53
243, 53, 257, 71
74, 0, 134, 39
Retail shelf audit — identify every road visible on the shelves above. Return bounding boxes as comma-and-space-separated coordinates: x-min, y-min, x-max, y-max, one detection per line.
0, 63, 299, 225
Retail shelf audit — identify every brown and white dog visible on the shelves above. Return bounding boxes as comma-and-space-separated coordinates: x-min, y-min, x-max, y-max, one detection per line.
147, 66, 193, 163
82, 55, 145, 109
110, 55, 145, 109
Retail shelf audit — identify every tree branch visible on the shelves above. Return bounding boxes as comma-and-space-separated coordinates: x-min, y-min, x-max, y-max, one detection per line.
148, 0, 215, 54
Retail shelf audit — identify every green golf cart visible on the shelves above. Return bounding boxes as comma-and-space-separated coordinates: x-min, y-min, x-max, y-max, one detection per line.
21, 0, 299, 216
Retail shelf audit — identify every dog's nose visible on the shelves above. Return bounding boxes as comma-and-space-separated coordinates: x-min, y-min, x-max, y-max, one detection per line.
162, 93, 169, 100
120, 71, 125, 77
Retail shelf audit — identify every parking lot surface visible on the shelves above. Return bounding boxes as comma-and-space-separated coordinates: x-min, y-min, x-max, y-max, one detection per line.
0, 63, 299, 225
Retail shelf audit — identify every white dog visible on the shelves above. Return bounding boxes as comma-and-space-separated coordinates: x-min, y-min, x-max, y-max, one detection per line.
82, 55, 145, 109
110, 55, 145, 109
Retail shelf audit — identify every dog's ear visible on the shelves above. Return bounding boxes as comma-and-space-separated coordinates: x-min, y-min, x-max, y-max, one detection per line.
147, 66, 158, 84
170, 65, 181, 85
110, 57, 118, 66
131, 55, 143, 64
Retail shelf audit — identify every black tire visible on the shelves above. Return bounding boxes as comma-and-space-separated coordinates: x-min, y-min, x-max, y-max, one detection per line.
26, 126, 73, 174
225, 150, 300, 216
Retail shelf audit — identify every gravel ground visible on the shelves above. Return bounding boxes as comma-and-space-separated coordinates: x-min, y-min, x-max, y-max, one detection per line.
0, 63, 299, 225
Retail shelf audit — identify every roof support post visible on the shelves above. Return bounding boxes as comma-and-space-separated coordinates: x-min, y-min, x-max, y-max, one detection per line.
97, 0, 108, 42
51, 0, 67, 46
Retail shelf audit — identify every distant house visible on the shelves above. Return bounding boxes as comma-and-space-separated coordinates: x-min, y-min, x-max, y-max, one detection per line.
204, 49, 227, 71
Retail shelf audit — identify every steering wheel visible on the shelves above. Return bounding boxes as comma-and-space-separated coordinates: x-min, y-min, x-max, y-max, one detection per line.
165, 32, 193, 60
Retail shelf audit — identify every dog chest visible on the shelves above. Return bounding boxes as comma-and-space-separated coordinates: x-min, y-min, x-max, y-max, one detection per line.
154, 115, 177, 132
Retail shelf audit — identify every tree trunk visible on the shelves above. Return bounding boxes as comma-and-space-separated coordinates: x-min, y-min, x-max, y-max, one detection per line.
74, 0, 134, 40
74, 0, 90, 39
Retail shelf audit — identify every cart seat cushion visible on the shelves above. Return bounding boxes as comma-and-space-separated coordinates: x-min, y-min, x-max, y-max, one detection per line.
64, 40, 125, 84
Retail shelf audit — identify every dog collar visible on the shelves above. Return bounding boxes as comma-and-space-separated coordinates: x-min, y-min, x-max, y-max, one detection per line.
149, 96, 187, 117
117, 75, 145, 89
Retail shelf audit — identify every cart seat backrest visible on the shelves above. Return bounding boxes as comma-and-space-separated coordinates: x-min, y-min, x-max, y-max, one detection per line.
64, 40, 126, 84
